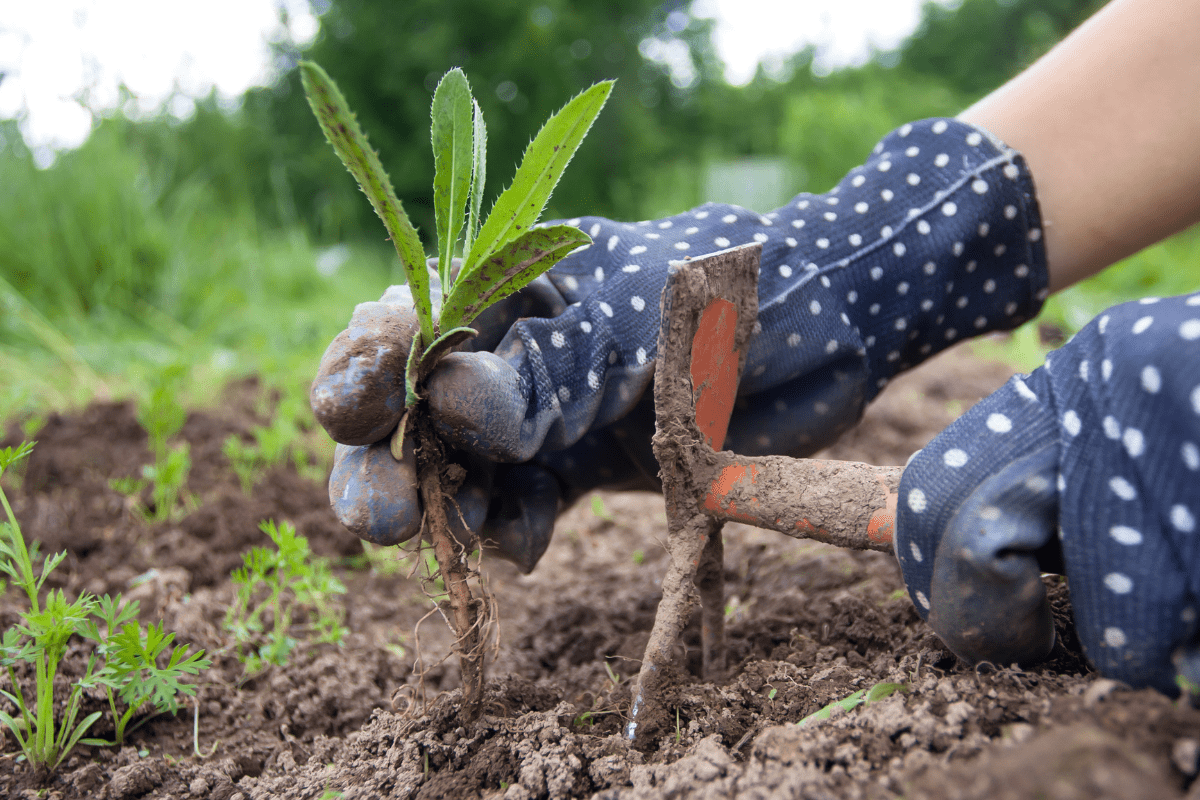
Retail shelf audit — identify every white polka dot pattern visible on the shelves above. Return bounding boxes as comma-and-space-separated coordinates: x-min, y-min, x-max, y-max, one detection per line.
895, 293, 1200, 694
339, 120, 1050, 574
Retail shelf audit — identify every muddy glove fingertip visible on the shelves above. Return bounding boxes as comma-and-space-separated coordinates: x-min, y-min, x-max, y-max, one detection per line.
329, 440, 422, 545
426, 351, 533, 462
312, 301, 418, 446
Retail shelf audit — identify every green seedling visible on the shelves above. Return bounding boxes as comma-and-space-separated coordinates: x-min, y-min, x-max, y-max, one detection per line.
572, 709, 618, 729
109, 368, 193, 522
302, 60, 610, 720
222, 435, 260, 495
141, 441, 191, 522
111, 445, 192, 523
0, 441, 101, 772
223, 395, 313, 495
604, 659, 622, 688
225, 519, 348, 675
139, 366, 192, 522
139, 366, 187, 458
0, 442, 208, 771
590, 495, 614, 523
81, 595, 210, 745
631, 549, 645, 566
797, 681, 906, 726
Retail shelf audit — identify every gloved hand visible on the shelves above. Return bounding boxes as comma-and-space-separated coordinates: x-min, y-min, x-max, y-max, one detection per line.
314, 117, 1050, 572
896, 292, 1200, 694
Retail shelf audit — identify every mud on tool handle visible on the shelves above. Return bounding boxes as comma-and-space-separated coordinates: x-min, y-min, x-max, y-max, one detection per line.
697, 452, 900, 552
661, 243, 900, 553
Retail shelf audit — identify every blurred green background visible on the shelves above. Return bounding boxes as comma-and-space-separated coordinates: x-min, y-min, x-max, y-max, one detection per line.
2, 0, 1196, 424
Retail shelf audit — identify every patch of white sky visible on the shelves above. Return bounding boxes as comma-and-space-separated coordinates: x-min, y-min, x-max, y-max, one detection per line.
0, 0, 951, 164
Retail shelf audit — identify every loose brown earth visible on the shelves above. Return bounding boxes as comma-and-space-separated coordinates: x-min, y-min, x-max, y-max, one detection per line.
3, 343, 1199, 800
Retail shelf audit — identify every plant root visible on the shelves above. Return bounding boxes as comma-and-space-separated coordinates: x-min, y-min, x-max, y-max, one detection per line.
412, 411, 486, 722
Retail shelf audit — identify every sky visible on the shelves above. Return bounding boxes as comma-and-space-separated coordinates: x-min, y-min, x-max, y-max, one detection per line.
0, 0, 949, 161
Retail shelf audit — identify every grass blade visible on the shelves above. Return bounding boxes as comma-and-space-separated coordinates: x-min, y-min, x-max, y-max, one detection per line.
440, 225, 590, 329
797, 682, 906, 726
299, 61, 434, 345
463, 80, 613, 271
431, 69, 475, 291
464, 99, 487, 258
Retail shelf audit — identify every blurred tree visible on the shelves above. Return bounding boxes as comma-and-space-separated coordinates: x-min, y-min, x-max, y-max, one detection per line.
898, 0, 1106, 98
774, 62, 967, 194
243, 0, 727, 244
764, 0, 1104, 197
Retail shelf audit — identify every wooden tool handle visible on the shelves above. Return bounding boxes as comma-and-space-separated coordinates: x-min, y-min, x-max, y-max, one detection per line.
698, 451, 900, 552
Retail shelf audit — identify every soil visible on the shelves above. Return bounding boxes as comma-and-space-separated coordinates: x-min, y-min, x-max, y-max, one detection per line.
3, 344, 1200, 800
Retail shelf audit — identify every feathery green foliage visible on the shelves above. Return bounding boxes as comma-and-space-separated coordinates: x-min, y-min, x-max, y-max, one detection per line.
82, 595, 211, 745
0, 442, 208, 770
225, 520, 347, 675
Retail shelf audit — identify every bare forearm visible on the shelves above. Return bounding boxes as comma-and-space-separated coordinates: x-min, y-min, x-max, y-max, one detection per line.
960, 0, 1200, 293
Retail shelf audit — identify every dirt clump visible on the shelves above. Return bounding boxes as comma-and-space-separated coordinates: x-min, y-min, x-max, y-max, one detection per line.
2, 343, 1199, 799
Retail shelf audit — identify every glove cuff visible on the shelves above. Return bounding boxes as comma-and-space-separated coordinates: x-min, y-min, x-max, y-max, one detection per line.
821, 118, 1049, 399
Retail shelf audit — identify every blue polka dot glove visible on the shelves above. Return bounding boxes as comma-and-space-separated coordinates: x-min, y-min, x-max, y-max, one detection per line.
896, 293, 1200, 694
315, 118, 1049, 572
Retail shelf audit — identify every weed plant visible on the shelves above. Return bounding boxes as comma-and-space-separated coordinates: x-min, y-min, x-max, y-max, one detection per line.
301, 62, 610, 402
0, 442, 209, 772
225, 520, 347, 675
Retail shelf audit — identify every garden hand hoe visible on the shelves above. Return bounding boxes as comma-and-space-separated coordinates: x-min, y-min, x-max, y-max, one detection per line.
625, 242, 901, 741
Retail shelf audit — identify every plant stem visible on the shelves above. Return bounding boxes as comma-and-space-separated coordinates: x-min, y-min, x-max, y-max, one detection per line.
0, 487, 38, 613
411, 412, 484, 721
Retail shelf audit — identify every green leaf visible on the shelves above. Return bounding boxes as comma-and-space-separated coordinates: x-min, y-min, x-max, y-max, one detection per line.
415, 326, 477, 379
463, 80, 613, 271
464, 99, 487, 258
802, 689, 864, 726
0, 708, 29, 749
55, 710, 102, 770
442, 225, 591, 330
404, 336, 423, 409
299, 61, 434, 345
864, 681, 905, 704
431, 68, 475, 291
0, 441, 34, 475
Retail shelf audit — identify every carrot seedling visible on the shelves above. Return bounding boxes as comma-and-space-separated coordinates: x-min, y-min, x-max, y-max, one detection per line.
111, 368, 193, 522
225, 519, 347, 675
0, 442, 102, 772
81, 595, 211, 745
0, 442, 208, 771
301, 62, 611, 718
